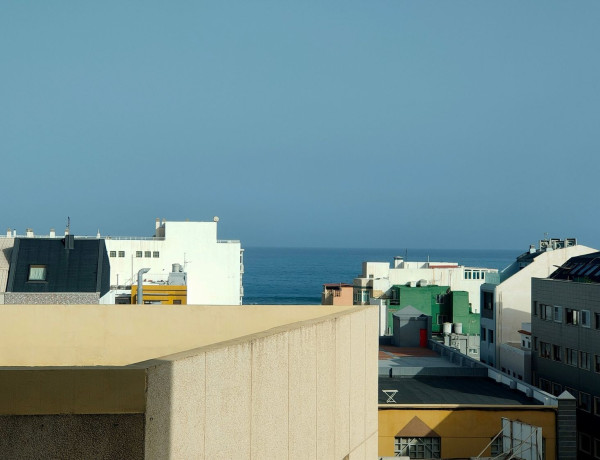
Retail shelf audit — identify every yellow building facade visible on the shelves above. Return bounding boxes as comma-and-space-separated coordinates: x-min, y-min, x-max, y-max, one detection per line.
130, 284, 187, 305
379, 406, 557, 459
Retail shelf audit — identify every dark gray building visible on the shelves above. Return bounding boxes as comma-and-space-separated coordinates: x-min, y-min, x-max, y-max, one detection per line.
532, 251, 600, 459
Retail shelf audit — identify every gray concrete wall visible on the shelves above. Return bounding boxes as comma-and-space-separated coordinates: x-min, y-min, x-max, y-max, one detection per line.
0, 414, 144, 460
4, 292, 100, 304
144, 305, 379, 460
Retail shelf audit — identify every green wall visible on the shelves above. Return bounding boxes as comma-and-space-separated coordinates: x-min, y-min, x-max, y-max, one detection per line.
387, 285, 479, 335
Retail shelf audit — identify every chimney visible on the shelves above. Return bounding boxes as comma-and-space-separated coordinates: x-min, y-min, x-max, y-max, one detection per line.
96, 229, 101, 238
65, 227, 70, 236
156, 218, 160, 230
6, 228, 11, 238
26, 228, 34, 238
50, 228, 56, 238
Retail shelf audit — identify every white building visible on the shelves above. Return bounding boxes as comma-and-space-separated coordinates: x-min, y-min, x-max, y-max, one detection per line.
353, 257, 497, 313
480, 238, 596, 369
104, 218, 244, 305
498, 322, 532, 383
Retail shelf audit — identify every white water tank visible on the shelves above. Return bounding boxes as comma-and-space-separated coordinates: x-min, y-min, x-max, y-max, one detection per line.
443, 322, 452, 335
453, 323, 463, 334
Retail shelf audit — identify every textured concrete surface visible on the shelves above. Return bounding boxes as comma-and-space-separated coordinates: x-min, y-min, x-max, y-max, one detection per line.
251, 332, 289, 459
350, 309, 367, 450
335, 313, 351, 459
288, 325, 317, 459
0, 414, 144, 460
205, 342, 252, 460
315, 319, 336, 459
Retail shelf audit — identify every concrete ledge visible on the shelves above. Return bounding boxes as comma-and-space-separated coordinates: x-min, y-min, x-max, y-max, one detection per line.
0, 368, 146, 415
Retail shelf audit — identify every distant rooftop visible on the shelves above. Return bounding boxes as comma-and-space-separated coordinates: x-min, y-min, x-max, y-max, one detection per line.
548, 251, 600, 283
379, 376, 541, 406
379, 345, 549, 407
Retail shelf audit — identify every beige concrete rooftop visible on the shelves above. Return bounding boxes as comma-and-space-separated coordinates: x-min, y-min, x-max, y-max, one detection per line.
0, 304, 356, 367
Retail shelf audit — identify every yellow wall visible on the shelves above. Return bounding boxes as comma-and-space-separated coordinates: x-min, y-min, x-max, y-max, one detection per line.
379, 407, 557, 459
0, 304, 361, 366
130, 284, 187, 305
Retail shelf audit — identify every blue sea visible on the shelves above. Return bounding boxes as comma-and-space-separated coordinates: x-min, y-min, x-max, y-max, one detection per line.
242, 247, 520, 305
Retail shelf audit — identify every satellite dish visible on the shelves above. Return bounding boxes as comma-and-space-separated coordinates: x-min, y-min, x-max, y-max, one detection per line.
213, 216, 219, 222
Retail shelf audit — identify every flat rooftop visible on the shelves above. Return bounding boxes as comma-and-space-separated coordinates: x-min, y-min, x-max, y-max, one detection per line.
378, 346, 541, 406
0, 304, 357, 367
379, 376, 541, 406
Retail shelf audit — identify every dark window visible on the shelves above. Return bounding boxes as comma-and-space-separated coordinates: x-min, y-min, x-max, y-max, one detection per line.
579, 392, 592, 412
153, 251, 160, 258
483, 292, 493, 310
144, 251, 151, 258
566, 308, 579, 325
580, 351, 591, 370
489, 330, 494, 344
136, 251, 142, 258
481, 328, 487, 341
553, 345, 562, 362
109, 251, 116, 257
118, 251, 125, 258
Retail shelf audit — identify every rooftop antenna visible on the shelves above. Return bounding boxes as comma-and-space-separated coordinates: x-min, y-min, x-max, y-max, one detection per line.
67, 217, 70, 232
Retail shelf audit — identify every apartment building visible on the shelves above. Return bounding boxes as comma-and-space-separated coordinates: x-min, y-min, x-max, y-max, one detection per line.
480, 238, 596, 369
532, 252, 600, 459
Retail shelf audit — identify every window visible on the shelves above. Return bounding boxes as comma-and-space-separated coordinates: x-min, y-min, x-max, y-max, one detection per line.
481, 327, 487, 341
533, 336, 538, 351
533, 301, 538, 316
580, 351, 591, 370
566, 348, 578, 366
483, 292, 493, 311
580, 433, 592, 455
594, 396, 600, 416
595, 312, 600, 330
579, 392, 592, 412
361, 290, 369, 302
437, 314, 448, 325
554, 306, 563, 323
553, 345, 562, 362
136, 251, 142, 258
109, 251, 116, 257
582, 310, 591, 328
552, 382, 562, 396
539, 342, 551, 359
595, 437, 600, 459
565, 387, 578, 399
28, 265, 47, 281
144, 251, 151, 258
489, 330, 494, 344
541, 304, 552, 320
118, 251, 125, 258
465, 270, 472, 280
566, 308, 580, 325
595, 355, 600, 373
435, 294, 444, 304
153, 251, 160, 258
490, 436, 503, 456
394, 437, 441, 458
539, 378, 551, 393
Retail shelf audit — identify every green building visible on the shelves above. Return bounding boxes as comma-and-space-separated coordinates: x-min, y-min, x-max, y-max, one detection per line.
387, 284, 479, 335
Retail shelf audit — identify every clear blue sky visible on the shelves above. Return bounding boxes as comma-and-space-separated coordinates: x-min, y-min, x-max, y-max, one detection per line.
2, 2, 599, 249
